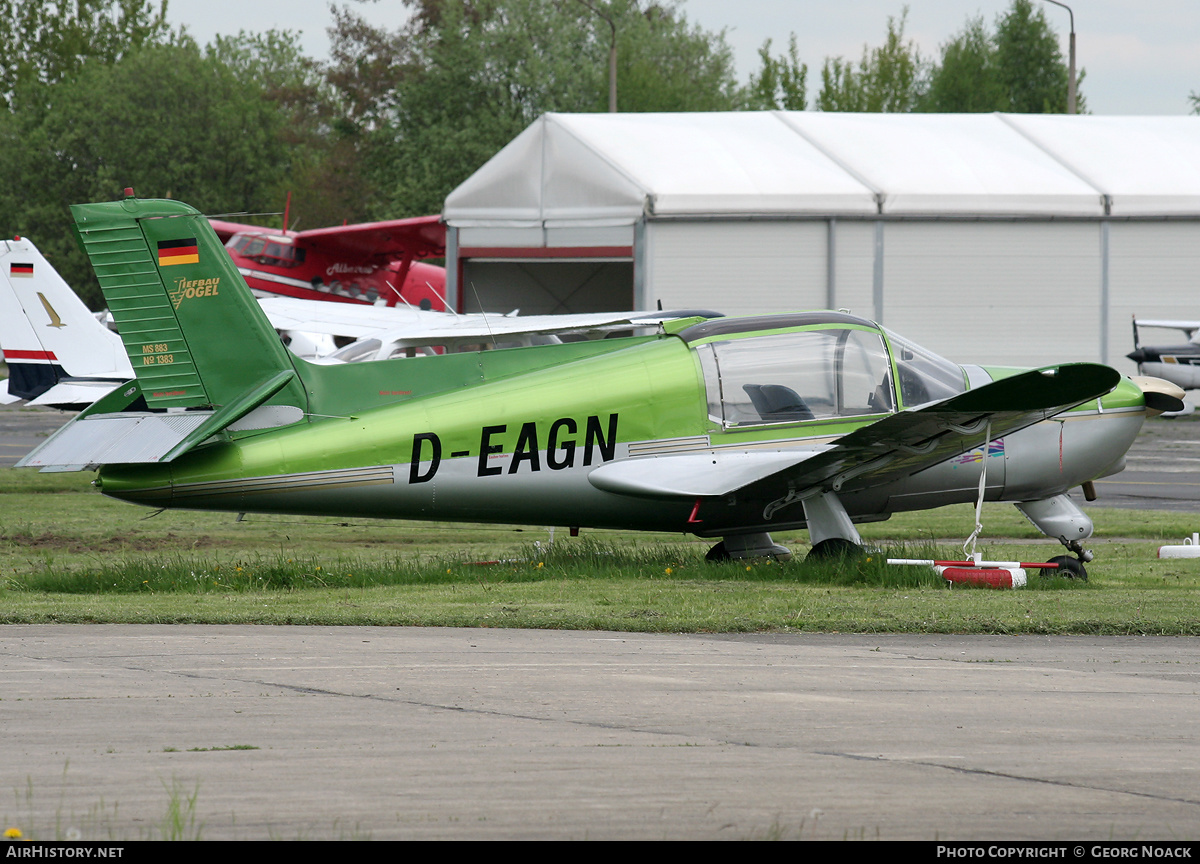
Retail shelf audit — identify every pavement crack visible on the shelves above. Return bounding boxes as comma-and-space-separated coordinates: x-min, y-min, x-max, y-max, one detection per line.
817, 750, 1200, 807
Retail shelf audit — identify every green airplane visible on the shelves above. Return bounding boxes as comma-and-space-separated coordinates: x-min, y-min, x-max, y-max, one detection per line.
19, 193, 1180, 574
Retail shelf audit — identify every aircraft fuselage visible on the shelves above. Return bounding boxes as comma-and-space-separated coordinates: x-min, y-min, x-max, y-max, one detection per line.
96, 330, 1146, 538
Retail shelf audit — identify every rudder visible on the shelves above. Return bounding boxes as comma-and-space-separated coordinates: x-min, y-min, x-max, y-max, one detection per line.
71, 192, 307, 414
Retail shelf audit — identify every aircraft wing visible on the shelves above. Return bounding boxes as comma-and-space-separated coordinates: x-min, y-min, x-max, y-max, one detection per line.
257, 296, 433, 337
257, 296, 699, 344
208, 219, 272, 243
293, 216, 446, 261
588, 364, 1121, 502
209, 216, 445, 262
1133, 319, 1200, 340
27, 379, 124, 408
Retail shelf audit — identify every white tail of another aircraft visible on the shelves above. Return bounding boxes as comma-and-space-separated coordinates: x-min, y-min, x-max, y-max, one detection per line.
0, 237, 132, 408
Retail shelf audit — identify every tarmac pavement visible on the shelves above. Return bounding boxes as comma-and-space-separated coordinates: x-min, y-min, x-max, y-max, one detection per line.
2, 626, 1199, 841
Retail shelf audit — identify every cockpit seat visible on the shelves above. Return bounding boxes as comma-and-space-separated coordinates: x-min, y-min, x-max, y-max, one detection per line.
743, 384, 815, 423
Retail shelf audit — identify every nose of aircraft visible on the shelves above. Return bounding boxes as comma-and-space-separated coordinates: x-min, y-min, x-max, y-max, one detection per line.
1131, 375, 1186, 416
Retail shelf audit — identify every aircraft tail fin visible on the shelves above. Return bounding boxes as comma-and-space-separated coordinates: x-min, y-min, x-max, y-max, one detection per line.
70, 193, 308, 415
0, 237, 132, 403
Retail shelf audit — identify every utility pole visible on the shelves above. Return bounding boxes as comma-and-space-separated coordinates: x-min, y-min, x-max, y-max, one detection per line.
1042, 0, 1076, 114
578, 0, 618, 112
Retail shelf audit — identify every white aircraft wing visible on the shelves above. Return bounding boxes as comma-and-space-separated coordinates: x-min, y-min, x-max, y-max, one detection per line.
257, 296, 707, 344
1133, 319, 1200, 339
589, 364, 1121, 502
256, 296, 431, 337
27, 379, 124, 407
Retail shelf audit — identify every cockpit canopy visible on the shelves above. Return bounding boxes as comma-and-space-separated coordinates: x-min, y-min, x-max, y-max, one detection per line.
227, 233, 305, 269
683, 313, 966, 428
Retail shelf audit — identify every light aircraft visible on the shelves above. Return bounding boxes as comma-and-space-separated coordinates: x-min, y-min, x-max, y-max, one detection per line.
1127, 318, 1200, 392
0, 235, 710, 410
19, 194, 1183, 574
209, 210, 446, 310
0, 237, 133, 408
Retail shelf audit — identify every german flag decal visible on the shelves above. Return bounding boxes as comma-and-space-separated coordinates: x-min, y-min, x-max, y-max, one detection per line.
157, 238, 199, 267
11, 262, 33, 277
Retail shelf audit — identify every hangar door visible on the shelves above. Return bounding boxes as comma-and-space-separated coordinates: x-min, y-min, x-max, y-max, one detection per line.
460, 257, 634, 314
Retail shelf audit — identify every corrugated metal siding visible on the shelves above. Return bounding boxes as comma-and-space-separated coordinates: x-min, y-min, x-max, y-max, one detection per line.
1109, 222, 1200, 376
880, 222, 1102, 367
645, 222, 827, 315
829, 221, 876, 320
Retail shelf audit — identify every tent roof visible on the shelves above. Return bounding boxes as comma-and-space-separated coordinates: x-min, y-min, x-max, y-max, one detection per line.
444, 112, 1200, 227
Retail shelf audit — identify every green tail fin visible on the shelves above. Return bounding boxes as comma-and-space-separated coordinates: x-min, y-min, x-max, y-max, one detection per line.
71, 194, 307, 414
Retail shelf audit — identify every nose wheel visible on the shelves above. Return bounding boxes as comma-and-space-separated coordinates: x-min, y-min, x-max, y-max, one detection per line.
1047, 539, 1090, 580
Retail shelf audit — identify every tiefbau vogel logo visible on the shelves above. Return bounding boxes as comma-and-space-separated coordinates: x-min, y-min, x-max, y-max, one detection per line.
169, 276, 221, 310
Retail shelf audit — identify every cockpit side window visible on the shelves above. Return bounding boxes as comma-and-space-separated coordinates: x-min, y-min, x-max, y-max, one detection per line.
227, 235, 305, 268
697, 327, 894, 428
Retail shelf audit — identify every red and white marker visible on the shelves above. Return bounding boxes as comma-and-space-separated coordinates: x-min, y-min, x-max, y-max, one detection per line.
886, 556, 1061, 589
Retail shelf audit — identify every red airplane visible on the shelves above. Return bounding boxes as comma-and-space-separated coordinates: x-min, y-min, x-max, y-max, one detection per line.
209, 213, 447, 310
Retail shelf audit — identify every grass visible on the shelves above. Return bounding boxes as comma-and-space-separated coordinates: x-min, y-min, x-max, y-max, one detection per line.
2, 466, 1200, 633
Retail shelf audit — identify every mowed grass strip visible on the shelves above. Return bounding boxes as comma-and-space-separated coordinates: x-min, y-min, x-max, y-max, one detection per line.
2, 467, 1199, 633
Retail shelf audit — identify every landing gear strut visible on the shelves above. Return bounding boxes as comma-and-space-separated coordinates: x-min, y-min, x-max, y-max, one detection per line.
1015, 496, 1093, 580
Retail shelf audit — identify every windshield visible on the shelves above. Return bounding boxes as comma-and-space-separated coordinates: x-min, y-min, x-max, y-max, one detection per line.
228, 234, 304, 268
883, 329, 967, 407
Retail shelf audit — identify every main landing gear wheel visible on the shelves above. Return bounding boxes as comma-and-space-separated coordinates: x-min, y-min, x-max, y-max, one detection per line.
805, 538, 864, 562
705, 542, 731, 563
1046, 555, 1088, 581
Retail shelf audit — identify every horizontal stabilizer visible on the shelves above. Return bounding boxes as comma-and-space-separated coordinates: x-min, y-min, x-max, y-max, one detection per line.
27, 379, 124, 408
16, 411, 215, 470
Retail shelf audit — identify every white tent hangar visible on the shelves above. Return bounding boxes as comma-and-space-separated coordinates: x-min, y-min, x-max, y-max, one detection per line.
442, 112, 1200, 371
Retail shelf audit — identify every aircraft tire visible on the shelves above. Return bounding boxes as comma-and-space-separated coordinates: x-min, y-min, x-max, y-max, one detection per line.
805, 538, 864, 562
1046, 555, 1088, 581
704, 542, 731, 563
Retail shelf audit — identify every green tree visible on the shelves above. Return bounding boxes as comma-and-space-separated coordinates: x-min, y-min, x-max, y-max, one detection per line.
0, 0, 170, 110
921, 0, 1084, 114
207, 30, 361, 230
994, 0, 1084, 113
816, 8, 926, 112
0, 42, 292, 306
746, 34, 807, 111
921, 16, 1007, 112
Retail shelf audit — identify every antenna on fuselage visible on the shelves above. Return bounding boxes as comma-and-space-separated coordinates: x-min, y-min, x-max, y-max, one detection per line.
426, 283, 459, 318
470, 282, 498, 347
385, 280, 416, 309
